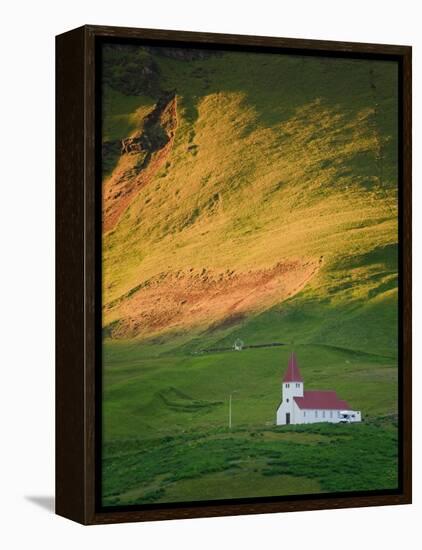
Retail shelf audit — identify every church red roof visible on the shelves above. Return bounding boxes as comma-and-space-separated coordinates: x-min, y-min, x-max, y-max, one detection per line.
283, 352, 303, 382
294, 391, 350, 410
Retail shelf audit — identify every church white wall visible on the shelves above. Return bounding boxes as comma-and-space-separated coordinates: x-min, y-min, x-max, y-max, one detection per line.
276, 381, 305, 425
276, 382, 302, 424
276, 381, 362, 425
276, 399, 291, 425
290, 406, 302, 424
282, 382, 304, 401
276, 405, 359, 425
300, 409, 342, 424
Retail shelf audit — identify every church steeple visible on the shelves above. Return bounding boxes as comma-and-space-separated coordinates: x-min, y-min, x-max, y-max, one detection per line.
282, 352, 304, 402
283, 352, 303, 383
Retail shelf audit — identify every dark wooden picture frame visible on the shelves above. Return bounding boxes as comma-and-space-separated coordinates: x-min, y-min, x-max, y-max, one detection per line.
56, 25, 412, 525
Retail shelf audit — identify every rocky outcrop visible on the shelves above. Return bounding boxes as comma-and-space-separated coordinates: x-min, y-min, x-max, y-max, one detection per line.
103, 92, 178, 232
120, 92, 177, 155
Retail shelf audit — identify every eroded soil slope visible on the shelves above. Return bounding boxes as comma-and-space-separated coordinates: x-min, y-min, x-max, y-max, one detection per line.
105, 258, 321, 339
103, 92, 178, 232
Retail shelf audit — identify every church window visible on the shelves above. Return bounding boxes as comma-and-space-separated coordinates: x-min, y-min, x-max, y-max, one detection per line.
322, 410, 326, 418
304, 411, 306, 417
286, 398, 289, 402
330, 411, 333, 418
315, 410, 318, 418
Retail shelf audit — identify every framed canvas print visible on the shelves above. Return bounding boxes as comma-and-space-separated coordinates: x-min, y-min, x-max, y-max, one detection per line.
56, 25, 412, 525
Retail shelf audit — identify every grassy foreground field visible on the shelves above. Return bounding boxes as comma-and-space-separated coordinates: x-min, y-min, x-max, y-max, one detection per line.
100, 45, 399, 505
102, 342, 398, 505
103, 421, 398, 506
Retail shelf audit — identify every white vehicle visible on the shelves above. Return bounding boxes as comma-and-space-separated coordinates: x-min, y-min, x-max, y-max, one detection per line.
339, 410, 362, 423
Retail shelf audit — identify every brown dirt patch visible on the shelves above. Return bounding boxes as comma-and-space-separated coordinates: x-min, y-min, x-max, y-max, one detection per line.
105, 258, 320, 339
103, 94, 178, 232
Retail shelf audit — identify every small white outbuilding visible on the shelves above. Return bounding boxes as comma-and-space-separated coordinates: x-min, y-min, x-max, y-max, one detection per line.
276, 353, 361, 425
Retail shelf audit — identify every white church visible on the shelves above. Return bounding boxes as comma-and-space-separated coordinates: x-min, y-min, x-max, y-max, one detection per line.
276, 353, 361, 425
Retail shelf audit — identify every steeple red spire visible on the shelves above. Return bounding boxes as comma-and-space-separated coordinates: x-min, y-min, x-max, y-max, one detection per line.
283, 352, 303, 382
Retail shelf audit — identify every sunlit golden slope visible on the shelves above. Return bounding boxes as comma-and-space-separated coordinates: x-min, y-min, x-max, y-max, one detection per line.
101, 48, 398, 351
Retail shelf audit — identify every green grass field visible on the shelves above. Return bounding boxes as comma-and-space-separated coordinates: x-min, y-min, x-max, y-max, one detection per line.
101, 45, 399, 506
103, 421, 398, 505
102, 341, 398, 505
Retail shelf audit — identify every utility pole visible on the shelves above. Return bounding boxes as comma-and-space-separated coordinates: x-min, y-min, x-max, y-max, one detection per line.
228, 391, 238, 429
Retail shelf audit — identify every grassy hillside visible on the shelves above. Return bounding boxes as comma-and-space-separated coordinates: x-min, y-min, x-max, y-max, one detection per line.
103, 343, 396, 440
102, 47, 398, 352
100, 44, 399, 506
